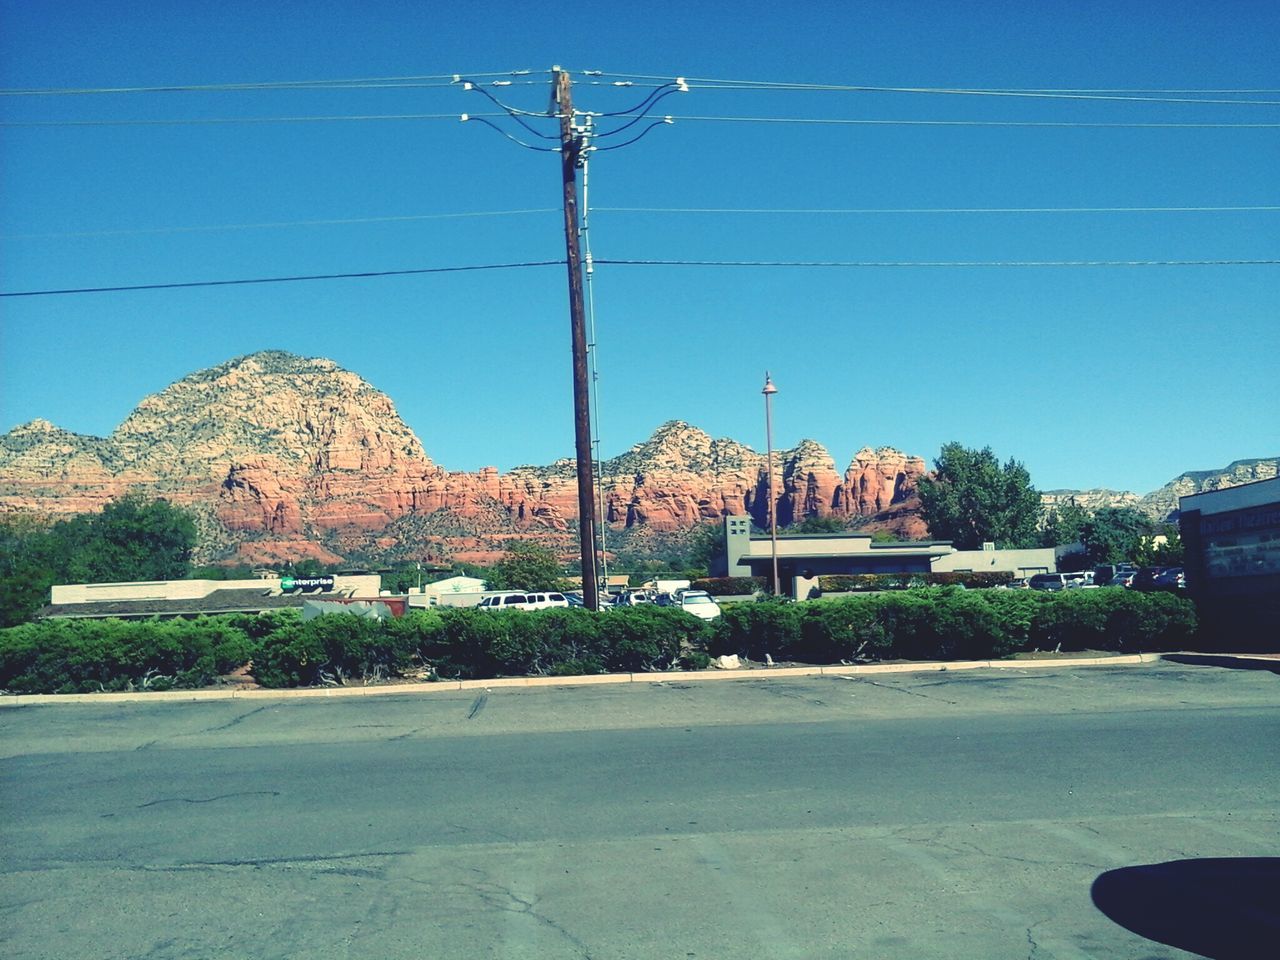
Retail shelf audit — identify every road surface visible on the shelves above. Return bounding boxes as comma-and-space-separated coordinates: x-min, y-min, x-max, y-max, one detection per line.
3, 662, 1278, 958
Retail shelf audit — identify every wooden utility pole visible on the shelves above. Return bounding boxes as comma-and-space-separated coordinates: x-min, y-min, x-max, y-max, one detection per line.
554, 68, 599, 611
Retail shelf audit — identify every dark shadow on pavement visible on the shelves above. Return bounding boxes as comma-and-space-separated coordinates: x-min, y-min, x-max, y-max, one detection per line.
1163, 654, 1280, 674
1092, 858, 1280, 959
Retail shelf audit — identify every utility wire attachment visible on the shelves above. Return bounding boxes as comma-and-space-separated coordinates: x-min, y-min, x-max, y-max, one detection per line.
591, 118, 674, 152
460, 114, 558, 151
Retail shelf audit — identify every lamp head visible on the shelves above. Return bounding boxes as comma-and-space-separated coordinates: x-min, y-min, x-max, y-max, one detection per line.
761, 372, 778, 396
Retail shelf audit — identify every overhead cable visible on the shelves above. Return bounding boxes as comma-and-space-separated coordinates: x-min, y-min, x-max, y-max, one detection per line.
0, 71, 540, 96
0, 260, 564, 298
594, 205, 1280, 215
590, 119, 675, 151
578, 73, 1280, 106
459, 115, 559, 151
1, 112, 506, 127
0, 209, 561, 241
9, 113, 1278, 130
595, 257, 1280, 268
455, 78, 560, 140
662, 115, 1280, 129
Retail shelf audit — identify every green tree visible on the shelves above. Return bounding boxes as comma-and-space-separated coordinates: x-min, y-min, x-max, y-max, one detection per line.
786, 515, 847, 534
0, 515, 64, 627
1039, 501, 1089, 548
1133, 523, 1185, 567
917, 443, 1042, 549
683, 521, 726, 577
59, 494, 197, 584
0, 496, 199, 627
1079, 507, 1154, 565
490, 542, 565, 591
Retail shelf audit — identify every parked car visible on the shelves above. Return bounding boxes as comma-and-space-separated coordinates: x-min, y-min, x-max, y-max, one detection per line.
1028, 573, 1071, 591
678, 590, 722, 620
1132, 567, 1168, 592
1000, 578, 1030, 590
564, 592, 584, 607
477, 591, 532, 611
1094, 563, 1138, 587
1110, 571, 1138, 588
1063, 571, 1095, 588
1154, 567, 1187, 591
476, 590, 570, 611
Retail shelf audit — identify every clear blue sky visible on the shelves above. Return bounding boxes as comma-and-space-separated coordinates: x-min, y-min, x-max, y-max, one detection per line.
1, 0, 1277, 494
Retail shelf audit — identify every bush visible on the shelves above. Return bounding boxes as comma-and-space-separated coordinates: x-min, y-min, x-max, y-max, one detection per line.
0, 616, 253, 694
707, 588, 1197, 663
709, 600, 802, 659
0, 589, 1198, 693
690, 577, 768, 597
251, 612, 420, 688
817, 572, 1013, 592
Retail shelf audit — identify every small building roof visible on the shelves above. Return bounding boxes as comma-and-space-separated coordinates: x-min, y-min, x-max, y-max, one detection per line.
37, 588, 305, 620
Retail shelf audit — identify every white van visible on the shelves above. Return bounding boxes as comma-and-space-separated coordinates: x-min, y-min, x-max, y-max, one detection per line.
476, 591, 569, 611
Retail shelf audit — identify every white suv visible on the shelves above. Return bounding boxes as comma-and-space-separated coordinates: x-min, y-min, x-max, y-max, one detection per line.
476, 591, 570, 611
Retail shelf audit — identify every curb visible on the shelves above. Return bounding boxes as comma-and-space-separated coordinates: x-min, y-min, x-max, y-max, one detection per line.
0, 653, 1164, 708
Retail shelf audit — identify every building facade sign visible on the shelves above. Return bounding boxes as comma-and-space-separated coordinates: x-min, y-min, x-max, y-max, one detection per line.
280, 576, 335, 592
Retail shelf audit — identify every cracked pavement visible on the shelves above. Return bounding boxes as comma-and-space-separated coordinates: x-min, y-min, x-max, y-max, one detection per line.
2, 661, 1277, 958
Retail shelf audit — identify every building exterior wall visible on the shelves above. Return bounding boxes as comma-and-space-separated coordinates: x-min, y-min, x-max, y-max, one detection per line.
51, 575, 382, 605
1180, 477, 1280, 598
931, 546, 1056, 577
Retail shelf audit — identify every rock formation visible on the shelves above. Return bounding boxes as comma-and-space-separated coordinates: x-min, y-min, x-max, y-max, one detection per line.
3, 350, 1268, 566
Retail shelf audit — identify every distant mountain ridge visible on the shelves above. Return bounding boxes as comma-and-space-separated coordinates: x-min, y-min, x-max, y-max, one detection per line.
0, 352, 929, 565
2, 351, 1272, 566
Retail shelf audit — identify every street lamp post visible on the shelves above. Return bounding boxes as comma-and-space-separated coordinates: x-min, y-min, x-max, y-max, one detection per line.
762, 372, 780, 596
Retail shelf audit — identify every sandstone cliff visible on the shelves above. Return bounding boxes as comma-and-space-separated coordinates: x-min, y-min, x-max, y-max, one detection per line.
5, 350, 1263, 567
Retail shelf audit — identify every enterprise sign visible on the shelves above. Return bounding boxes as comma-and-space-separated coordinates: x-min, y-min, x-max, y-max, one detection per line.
280, 576, 335, 592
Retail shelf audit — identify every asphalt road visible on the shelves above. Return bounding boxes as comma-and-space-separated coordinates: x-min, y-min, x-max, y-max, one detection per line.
3, 662, 1278, 959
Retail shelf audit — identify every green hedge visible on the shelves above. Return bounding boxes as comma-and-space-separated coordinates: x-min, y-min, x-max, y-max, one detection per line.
690, 577, 768, 596
817, 572, 1014, 592
0, 616, 253, 694
0, 589, 1198, 694
709, 588, 1197, 662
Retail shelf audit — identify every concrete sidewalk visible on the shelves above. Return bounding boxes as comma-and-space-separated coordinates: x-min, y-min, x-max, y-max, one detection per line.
0, 651, 1177, 707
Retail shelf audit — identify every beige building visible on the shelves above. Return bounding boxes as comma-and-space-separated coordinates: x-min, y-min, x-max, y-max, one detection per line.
43, 574, 382, 619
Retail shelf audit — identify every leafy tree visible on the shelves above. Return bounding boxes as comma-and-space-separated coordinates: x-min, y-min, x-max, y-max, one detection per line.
786, 515, 846, 534
1079, 507, 1154, 565
489, 542, 565, 591
0, 515, 64, 628
60, 494, 197, 584
1039, 501, 1089, 548
917, 443, 1042, 549
0, 496, 199, 627
1133, 524, 1185, 567
683, 521, 726, 577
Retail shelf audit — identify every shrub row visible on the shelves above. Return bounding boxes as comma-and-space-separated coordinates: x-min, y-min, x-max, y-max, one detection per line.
709, 588, 1197, 662
0, 616, 254, 694
817, 572, 1015, 592
0, 606, 712, 693
690, 577, 768, 596
0, 589, 1198, 694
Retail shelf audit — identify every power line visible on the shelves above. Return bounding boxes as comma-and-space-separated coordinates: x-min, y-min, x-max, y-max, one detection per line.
0, 209, 561, 241
581, 72, 1280, 106
6, 205, 1269, 241
595, 205, 1280, 215
663, 115, 1280, 129
595, 258, 1280, 268
0, 71, 542, 96
7, 255, 1271, 298
13, 112, 1276, 130
0, 112, 506, 128
0, 260, 564, 298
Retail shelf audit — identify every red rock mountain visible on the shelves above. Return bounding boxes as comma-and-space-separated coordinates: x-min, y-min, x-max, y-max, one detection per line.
0, 351, 928, 565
